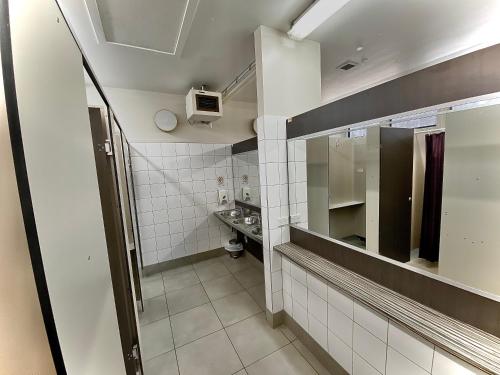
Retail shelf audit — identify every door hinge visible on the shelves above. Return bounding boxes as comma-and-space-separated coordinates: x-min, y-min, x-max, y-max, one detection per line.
104, 140, 113, 156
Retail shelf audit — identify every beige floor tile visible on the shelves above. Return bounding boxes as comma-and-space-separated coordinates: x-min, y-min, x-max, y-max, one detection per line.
162, 264, 194, 278
163, 270, 199, 292
212, 291, 262, 327
170, 303, 223, 347
139, 294, 169, 325
141, 278, 165, 299
143, 350, 178, 375
245, 344, 317, 375
202, 274, 244, 300
233, 267, 264, 289
226, 312, 289, 366
194, 261, 230, 282
222, 255, 253, 273
176, 330, 243, 375
246, 283, 266, 310
292, 339, 333, 375
166, 283, 209, 315
141, 317, 174, 360
141, 271, 163, 283
233, 370, 247, 375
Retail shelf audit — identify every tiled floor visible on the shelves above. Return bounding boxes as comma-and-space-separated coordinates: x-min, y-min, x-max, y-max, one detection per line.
138, 252, 332, 375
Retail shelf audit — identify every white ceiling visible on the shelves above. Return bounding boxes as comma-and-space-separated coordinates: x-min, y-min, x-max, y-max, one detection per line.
312, 0, 500, 103
61, 0, 500, 104
60, 0, 310, 98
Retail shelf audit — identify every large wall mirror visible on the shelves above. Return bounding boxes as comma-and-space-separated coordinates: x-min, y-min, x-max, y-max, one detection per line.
232, 149, 261, 208
288, 97, 500, 297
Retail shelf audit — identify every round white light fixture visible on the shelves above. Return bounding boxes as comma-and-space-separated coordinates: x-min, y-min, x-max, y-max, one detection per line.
154, 110, 177, 132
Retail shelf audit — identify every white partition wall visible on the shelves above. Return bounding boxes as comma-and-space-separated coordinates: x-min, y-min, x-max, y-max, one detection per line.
254, 25, 321, 317
8, 0, 125, 373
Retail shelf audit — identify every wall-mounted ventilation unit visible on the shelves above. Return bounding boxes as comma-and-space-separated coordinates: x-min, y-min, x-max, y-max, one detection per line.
337, 60, 358, 71
186, 88, 223, 125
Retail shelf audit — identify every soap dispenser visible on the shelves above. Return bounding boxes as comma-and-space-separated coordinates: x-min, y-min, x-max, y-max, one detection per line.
218, 189, 228, 205
242, 187, 252, 202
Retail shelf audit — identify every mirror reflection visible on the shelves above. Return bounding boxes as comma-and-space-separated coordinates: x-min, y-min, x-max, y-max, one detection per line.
232, 149, 260, 208
288, 101, 500, 296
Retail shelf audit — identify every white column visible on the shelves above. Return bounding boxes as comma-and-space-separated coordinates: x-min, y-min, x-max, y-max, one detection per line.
254, 26, 321, 316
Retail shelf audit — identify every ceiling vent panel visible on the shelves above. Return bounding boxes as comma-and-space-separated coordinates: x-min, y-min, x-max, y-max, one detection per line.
85, 0, 199, 55
337, 60, 358, 71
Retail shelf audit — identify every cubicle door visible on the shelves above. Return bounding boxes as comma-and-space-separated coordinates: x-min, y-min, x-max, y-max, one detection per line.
88, 107, 142, 374
379, 127, 414, 262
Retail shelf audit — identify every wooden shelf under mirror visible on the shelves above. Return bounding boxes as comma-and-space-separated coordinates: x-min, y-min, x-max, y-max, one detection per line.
329, 200, 365, 210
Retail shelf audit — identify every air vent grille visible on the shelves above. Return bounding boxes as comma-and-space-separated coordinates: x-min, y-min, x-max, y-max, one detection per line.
337, 60, 358, 71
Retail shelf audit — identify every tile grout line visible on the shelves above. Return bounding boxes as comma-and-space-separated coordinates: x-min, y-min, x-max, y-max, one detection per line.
197, 273, 246, 372
161, 272, 181, 375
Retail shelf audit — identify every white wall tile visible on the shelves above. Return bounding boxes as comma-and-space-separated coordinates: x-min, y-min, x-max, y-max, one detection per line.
328, 285, 354, 319
290, 262, 307, 285
388, 322, 434, 372
353, 324, 387, 374
161, 143, 176, 157
308, 289, 328, 325
328, 305, 353, 347
328, 330, 353, 374
141, 238, 156, 253
140, 225, 155, 239
154, 223, 170, 236
307, 273, 328, 300
151, 197, 167, 211
386, 347, 429, 375
138, 212, 154, 226
353, 302, 388, 343
309, 314, 328, 351
176, 143, 189, 156
292, 299, 308, 330
353, 353, 381, 375
146, 143, 162, 156
291, 279, 308, 308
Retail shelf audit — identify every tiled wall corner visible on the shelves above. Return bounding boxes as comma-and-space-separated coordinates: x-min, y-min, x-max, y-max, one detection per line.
257, 115, 289, 314
130, 142, 235, 266
281, 254, 489, 375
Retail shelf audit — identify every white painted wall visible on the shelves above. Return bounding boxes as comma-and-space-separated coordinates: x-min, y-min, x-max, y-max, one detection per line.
86, 85, 257, 144
439, 105, 500, 295
10, 0, 125, 373
254, 26, 321, 118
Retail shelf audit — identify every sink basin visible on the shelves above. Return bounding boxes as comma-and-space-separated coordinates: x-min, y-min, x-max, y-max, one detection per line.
244, 216, 258, 225
251, 226, 262, 235
224, 209, 241, 218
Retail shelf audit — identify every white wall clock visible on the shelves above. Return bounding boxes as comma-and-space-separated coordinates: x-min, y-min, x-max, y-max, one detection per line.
154, 110, 177, 132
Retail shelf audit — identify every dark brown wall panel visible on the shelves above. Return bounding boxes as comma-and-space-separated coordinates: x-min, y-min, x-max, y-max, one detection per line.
232, 136, 258, 154
287, 44, 500, 139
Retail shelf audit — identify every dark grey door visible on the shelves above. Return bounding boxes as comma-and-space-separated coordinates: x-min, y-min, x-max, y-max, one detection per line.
88, 107, 142, 374
379, 127, 414, 262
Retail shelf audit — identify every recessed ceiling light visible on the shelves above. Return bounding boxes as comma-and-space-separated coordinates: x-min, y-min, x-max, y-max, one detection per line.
288, 0, 352, 41
356, 46, 364, 52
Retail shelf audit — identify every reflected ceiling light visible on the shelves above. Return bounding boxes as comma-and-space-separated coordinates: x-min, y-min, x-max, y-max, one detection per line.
288, 0, 352, 40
